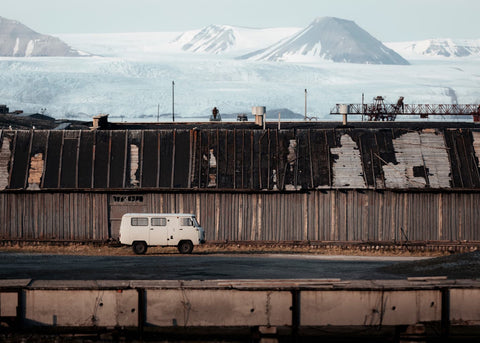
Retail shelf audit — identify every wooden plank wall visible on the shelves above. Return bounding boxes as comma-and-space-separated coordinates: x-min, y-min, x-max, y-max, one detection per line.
1, 191, 479, 243
0, 192, 108, 241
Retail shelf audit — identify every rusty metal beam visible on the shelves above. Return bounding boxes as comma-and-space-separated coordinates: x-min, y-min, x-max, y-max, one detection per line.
331, 103, 480, 117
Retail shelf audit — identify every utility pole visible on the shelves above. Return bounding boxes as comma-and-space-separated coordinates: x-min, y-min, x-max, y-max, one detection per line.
157, 104, 160, 122
304, 89, 307, 121
361, 93, 364, 122
172, 81, 175, 122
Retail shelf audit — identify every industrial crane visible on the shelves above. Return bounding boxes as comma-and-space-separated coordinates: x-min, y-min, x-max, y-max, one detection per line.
330, 96, 480, 122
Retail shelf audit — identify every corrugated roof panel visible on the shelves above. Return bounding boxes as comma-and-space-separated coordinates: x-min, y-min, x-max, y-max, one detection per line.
444, 130, 480, 188
0, 127, 479, 192
419, 131, 451, 188
473, 132, 480, 179
109, 130, 127, 188
462, 130, 480, 188
93, 130, 110, 188
296, 130, 313, 190
352, 131, 376, 188
60, 131, 80, 188
9, 131, 30, 189
223, 130, 236, 189
78, 130, 94, 188
43, 131, 62, 189
384, 132, 426, 188
158, 130, 173, 188
173, 130, 191, 188
141, 130, 159, 188
309, 129, 330, 188
331, 134, 366, 188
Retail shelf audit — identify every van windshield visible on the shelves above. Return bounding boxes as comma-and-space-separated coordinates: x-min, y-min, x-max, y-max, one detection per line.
192, 217, 200, 227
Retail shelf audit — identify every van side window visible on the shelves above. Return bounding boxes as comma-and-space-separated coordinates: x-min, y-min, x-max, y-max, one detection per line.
131, 218, 148, 226
151, 218, 167, 226
181, 218, 193, 226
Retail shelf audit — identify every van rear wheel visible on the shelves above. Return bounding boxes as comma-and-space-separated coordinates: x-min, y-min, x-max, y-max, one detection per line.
178, 241, 193, 254
132, 241, 148, 255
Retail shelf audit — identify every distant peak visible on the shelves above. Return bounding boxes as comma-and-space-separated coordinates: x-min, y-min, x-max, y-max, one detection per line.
203, 24, 234, 30
240, 15, 409, 65
311, 16, 352, 24
0, 16, 83, 57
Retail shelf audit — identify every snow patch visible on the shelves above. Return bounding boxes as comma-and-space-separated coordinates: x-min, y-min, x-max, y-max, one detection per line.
25, 40, 35, 57
13, 38, 19, 56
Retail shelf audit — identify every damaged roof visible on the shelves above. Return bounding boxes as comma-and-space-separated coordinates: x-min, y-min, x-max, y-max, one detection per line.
0, 124, 479, 191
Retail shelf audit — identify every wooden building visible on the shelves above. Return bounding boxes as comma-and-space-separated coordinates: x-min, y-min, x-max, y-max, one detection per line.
1, 121, 479, 245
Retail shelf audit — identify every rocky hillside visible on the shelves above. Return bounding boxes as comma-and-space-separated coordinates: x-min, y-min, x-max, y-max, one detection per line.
0, 16, 84, 57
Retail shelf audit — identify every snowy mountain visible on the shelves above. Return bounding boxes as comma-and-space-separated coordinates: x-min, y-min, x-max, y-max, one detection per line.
173, 25, 236, 54
0, 16, 84, 57
386, 39, 480, 59
239, 17, 409, 65
172, 25, 300, 55
0, 18, 478, 121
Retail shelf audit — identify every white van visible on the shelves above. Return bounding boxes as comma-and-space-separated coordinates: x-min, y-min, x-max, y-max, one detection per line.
119, 213, 206, 254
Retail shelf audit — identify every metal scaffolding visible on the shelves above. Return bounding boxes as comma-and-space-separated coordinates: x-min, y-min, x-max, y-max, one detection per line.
331, 97, 480, 121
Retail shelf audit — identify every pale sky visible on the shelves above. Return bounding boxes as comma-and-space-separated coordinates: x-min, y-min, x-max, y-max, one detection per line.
1, 0, 479, 41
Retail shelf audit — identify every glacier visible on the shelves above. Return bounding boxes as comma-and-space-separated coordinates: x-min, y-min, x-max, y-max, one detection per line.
0, 31, 479, 121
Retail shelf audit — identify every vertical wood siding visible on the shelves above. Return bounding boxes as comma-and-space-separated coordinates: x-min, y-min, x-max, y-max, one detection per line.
1, 191, 478, 243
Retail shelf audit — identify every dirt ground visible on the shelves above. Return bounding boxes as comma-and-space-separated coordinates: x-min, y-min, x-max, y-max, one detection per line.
1, 243, 479, 281
379, 250, 480, 279
0, 241, 474, 257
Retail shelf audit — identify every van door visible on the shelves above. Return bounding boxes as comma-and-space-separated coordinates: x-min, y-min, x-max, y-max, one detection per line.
129, 217, 149, 243
148, 217, 169, 246
169, 216, 194, 246
166, 216, 181, 246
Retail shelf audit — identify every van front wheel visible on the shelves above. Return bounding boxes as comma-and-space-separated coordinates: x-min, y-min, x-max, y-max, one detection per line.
178, 241, 193, 254
132, 241, 148, 255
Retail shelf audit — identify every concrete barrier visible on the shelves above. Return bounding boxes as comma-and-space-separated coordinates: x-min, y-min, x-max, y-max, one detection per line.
301, 289, 441, 326
25, 289, 138, 327
146, 289, 291, 327
1, 278, 480, 339
450, 288, 480, 326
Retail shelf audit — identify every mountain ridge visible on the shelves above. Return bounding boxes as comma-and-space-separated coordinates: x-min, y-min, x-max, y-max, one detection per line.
172, 24, 300, 55
0, 16, 85, 57
239, 17, 409, 65
386, 38, 480, 59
